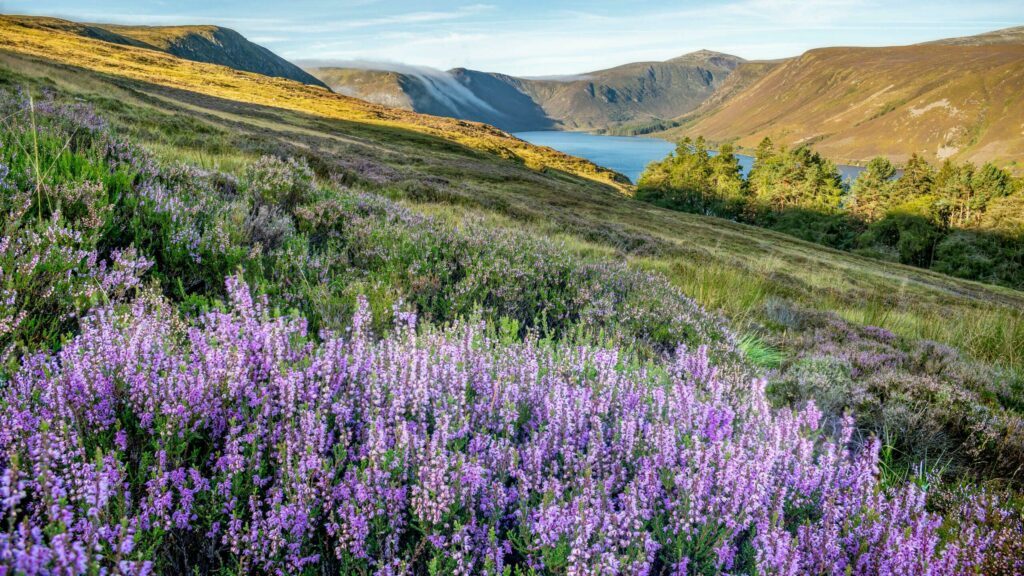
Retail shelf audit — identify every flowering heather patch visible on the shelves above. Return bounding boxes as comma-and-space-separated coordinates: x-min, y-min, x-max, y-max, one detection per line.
767, 299, 1024, 480
286, 190, 732, 356
0, 276, 1015, 575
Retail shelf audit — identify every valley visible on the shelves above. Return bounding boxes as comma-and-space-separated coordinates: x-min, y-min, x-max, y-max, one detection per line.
308, 27, 1024, 173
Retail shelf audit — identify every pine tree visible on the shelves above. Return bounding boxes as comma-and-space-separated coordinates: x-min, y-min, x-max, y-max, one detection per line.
893, 153, 935, 201
971, 162, 1013, 216
850, 157, 896, 221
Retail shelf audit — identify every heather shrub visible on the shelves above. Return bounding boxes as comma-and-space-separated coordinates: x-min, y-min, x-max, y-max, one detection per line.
770, 357, 862, 418
0, 276, 1014, 574
243, 154, 316, 212
766, 299, 1024, 480
285, 191, 731, 355
0, 92, 151, 360
244, 203, 295, 250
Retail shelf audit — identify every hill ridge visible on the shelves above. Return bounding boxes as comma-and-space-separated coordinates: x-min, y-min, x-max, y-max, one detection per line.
3, 15, 328, 88
308, 52, 744, 132
653, 35, 1024, 171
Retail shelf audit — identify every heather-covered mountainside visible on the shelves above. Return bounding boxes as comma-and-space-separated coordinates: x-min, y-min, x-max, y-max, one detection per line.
308, 50, 743, 132
658, 27, 1024, 171
3, 15, 329, 88
0, 12, 1023, 576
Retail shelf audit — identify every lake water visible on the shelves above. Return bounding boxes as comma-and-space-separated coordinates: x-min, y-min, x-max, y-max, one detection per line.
514, 131, 866, 184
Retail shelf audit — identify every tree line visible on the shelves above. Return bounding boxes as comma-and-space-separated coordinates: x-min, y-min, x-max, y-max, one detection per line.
637, 137, 1024, 290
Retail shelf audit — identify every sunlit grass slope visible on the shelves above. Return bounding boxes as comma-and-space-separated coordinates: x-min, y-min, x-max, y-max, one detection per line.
2, 15, 329, 87
0, 15, 629, 190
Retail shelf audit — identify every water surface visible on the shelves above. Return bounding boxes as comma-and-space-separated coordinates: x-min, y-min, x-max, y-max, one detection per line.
515, 131, 674, 183
515, 131, 866, 183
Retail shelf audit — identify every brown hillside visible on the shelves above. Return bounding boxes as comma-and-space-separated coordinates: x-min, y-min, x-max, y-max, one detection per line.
671, 40, 1024, 172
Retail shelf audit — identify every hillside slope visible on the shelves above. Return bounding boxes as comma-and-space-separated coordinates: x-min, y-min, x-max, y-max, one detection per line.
307, 51, 743, 132
4, 15, 328, 88
661, 31, 1024, 170
924, 25, 1024, 46
309, 65, 553, 132
519, 50, 744, 131
653, 59, 783, 134
0, 15, 628, 190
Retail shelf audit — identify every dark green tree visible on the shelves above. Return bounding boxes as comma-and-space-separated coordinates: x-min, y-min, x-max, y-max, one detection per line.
637, 136, 743, 216
892, 153, 935, 201
849, 157, 896, 221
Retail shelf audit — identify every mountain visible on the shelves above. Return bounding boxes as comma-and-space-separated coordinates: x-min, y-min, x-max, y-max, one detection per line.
3, 15, 328, 88
923, 25, 1024, 46
306, 50, 743, 132
0, 15, 627, 189
655, 29, 1024, 170
518, 50, 744, 131
309, 65, 553, 132
671, 60, 784, 123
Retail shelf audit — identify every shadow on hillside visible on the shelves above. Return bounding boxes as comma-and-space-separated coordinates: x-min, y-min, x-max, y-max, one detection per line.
0, 51, 616, 187
642, 195, 1024, 293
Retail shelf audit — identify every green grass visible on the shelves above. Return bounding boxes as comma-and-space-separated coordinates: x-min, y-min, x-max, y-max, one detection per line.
737, 334, 786, 369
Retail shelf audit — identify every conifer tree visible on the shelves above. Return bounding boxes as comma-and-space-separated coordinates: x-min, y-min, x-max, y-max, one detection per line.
850, 157, 896, 221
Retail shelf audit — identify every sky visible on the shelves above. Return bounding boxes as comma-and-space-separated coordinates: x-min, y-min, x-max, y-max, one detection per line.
5, 0, 1024, 76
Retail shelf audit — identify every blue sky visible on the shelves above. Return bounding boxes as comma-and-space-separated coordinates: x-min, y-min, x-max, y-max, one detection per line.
7, 1, 1024, 75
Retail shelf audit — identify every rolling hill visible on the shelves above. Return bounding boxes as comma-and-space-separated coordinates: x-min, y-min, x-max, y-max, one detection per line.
306, 50, 743, 132
655, 27, 1024, 171
3, 15, 328, 88
0, 15, 628, 190
1, 13, 1019, 350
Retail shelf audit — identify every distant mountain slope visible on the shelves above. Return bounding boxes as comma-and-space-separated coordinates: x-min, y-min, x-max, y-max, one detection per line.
924, 25, 1024, 46
4, 15, 328, 88
307, 51, 743, 132
0, 15, 628, 190
519, 50, 744, 131
660, 30, 1024, 170
658, 60, 783, 130
308, 65, 553, 132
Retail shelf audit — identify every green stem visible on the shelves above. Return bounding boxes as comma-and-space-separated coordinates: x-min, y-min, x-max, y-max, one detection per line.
28, 93, 42, 221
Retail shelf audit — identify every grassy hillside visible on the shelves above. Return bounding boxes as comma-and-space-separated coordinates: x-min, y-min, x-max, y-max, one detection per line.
3, 40, 1020, 368
659, 33, 1024, 172
307, 50, 743, 133
3, 15, 328, 88
0, 15, 628, 191
1, 33, 1021, 363
305, 67, 415, 108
